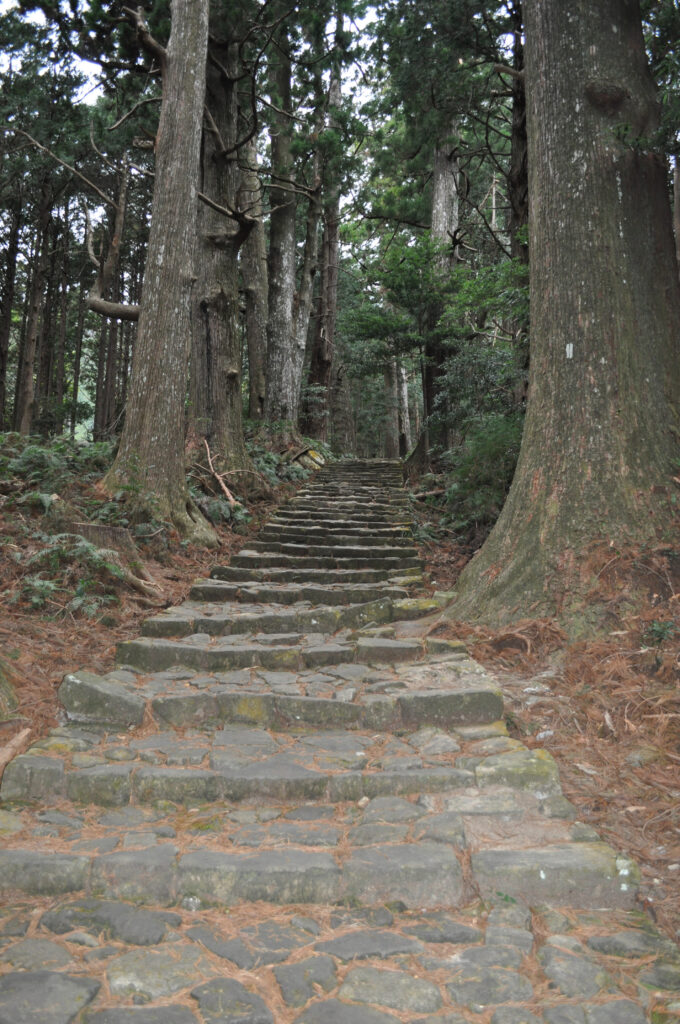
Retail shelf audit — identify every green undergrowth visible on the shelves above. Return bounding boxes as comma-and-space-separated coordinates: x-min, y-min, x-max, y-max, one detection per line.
0, 429, 333, 618
409, 412, 523, 545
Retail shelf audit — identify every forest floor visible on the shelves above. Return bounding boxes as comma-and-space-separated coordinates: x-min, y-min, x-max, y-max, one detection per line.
0, 480, 678, 946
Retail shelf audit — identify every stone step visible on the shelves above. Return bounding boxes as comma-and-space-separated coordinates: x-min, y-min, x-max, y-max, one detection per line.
54, 655, 502, 732
3, 719, 517, 808
116, 634, 425, 674
142, 596, 444, 639
188, 580, 411, 605
260, 525, 413, 541
271, 512, 412, 529
209, 565, 422, 585
141, 597, 395, 638
0, 779, 639, 914
244, 541, 419, 558
0, 459, 670, 1024
229, 551, 422, 570
288, 501, 407, 515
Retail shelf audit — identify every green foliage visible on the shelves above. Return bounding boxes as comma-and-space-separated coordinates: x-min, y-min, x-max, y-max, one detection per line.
0, 434, 115, 491
14, 574, 61, 609
642, 620, 677, 646
441, 413, 524, 534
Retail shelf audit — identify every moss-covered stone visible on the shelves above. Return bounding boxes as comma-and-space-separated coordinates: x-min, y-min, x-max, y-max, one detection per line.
475, 747, 561, 794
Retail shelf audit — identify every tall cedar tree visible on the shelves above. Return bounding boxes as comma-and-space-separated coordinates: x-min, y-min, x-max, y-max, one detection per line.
450, 0, 680, 625
103, 0, 216, 545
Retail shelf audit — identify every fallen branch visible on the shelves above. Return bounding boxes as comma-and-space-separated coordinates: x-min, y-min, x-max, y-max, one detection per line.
0, 727, 31, 782
412, 488, 446, 500
203, 440, 240, 508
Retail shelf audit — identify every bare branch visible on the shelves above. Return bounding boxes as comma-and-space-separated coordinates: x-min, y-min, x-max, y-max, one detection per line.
494, 63, 525, 83
108, 96, 162, 132
89, 123, 117, 173
203, 440, 240, 508
122, 6, 167, 67
4, 127, 117, 209
86, 162, 141, 322
203, 105, 227, 155
88, 296, 140, 321
84, 208, 101, 271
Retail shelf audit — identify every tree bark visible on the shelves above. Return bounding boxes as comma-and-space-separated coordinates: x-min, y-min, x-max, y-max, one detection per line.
397, 362, 412, 455
0, 198, 22, 429
329, 360, 356, 455
238, 136, 268, 420
507, 0, 528, 263
189, 36, 262, 496
264, 23, 299, 428
14, 189, 51, 435
674, 156, 680, 279
103, 0, 215, 545
423, 126, 459, 452
303, 31, 342, 443
450, 0, 680, 628
383, 358, 400, 459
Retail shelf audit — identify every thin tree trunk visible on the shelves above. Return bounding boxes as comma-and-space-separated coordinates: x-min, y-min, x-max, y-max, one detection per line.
103, 0, 215, 545
14, 189, 51, 435
329, 360, 356, 455
70, 286, 86, 438
383, 358, 400, 459
0, 198, 22, 428
423, 125, 459, 453
302, 12, 344, 442
674, 155, 680, 278
93, 315, 109, 440
397, 362, 411, 455
507, 0, 528, 263
264, 23, 299, 427
238, 137, 268, 420
53, 203, 69, 433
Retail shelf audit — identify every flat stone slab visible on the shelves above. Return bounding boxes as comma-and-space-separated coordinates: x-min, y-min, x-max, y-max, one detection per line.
41, 899, 181, 945
471, 843, 640, 907
274, 955, 337, 1007
85, 1010, 199, 1024
191, 978, 273, 1024
339, 965, 442, 1012
107, 945, 213, 999
0, 971, 100, 1024
342, 842, 464, 908
178, 849, 341, 905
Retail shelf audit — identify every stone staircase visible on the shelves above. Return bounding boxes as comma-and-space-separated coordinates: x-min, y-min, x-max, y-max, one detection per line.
0, 460, 676, 1023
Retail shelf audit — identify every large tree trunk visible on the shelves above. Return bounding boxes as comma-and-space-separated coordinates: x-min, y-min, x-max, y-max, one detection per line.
238, 137, 268, 420
189, 37, 262, 496
103, 0, 215, 545
264, 24, 299, 428
450, 0, 680, 628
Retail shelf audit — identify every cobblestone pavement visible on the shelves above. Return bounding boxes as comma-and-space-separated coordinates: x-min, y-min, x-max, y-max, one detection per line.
0, 460, 678, 1023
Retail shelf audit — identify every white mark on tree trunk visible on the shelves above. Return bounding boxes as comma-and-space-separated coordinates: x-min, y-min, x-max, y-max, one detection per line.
566, 343, 574, 359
